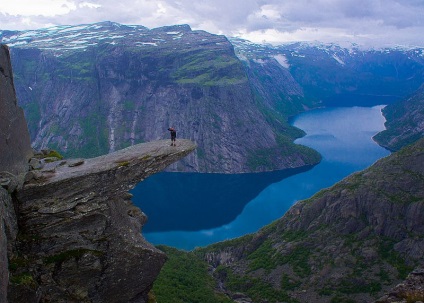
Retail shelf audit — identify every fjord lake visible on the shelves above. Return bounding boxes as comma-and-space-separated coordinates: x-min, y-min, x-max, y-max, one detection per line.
131, 106, 390, 250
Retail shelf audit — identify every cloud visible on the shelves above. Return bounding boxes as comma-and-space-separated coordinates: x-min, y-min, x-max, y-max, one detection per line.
0, 0, 77, 17
0, 0, 423, 47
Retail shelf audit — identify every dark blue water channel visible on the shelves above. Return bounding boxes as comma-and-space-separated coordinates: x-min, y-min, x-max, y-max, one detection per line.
131, 106, 390, 250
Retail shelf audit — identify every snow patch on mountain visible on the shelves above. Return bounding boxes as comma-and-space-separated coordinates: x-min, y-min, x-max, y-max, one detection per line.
273, 54, 290, 68
332, 54, 345, 65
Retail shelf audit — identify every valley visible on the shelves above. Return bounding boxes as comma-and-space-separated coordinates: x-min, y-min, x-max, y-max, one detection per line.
135, 105, 390, 250
1, 20, 423, 303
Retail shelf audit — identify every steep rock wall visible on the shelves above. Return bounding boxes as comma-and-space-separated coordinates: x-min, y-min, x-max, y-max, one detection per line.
0, 188, 18, 303
199, 138, 424, 303
7, 24, 319, 173
0, 44, 31, 303
0, 43, 197, 303
0, 45, 32, 174
9, 139, 196, 303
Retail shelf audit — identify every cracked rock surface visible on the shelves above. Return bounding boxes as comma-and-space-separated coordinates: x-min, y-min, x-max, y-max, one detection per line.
10, 139, 196, 303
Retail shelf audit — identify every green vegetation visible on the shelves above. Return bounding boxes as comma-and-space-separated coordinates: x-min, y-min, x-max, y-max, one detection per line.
246, 239, 311, 277
245, 86, 321, 171
69, 113, 109, 158
246, 147, 278, 171
378, 239, 414, 279
217, 266, 299, 303
196, 234, 254, 253
197, 148, 206, 159
373, 91, 424, 151
280, 245, 312, 277
246, 136, 321, 172
329, 296, 357, 303
22, 101, 41, 136
44, 249, 103, 264
116, 161, 130, 167
172, 51, 245, 86
377, 268, 391, 283
280, 274, 301, 291
248, 239, 279, 272
8, 256, 31, 272
54, 54, 96, 82
140, 154, 152, 161
45, 149, 64, 160
10, 272, 36, 288
153, 246, 233, 303
336, 279, 382, 294
123, 100, 136, 111
320, 277, 382, 298
281, 230, 308, 242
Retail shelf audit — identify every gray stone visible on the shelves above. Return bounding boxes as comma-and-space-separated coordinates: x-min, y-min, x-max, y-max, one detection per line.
28, 157, 43, 170
68, 158, 85, 167
0, 188, 18, 303
0, 45, 32, 175
15, 139, 196, 303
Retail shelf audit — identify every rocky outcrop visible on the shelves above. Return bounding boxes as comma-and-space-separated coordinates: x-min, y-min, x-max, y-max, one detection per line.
0, 44, 32, 175
0, 44, 32, 303
195, 138, 424, 303
1, 40, 197, 303
374, 83, 424, 151
0, 188, 18, 303
9, 139, 196, 302
375, 267, 424, 303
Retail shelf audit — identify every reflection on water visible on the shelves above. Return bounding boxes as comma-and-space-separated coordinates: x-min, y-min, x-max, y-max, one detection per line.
131, 166, 313, 232
132, 106, 390, 250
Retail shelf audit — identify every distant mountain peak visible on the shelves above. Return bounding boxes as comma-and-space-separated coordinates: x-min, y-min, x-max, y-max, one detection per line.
151, 24, 192, 32
0, 22, 198, 55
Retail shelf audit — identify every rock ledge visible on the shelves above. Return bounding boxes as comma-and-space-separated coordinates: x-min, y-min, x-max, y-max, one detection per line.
10, 139, 196, 303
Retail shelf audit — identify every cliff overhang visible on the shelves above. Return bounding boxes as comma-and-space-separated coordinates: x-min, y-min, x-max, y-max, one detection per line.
9, 139, 196, 302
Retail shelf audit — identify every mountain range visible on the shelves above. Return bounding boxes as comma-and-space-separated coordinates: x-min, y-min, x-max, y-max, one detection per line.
1, 21, 424, 303
152, 109, 424, 302
2, 21, 424, 173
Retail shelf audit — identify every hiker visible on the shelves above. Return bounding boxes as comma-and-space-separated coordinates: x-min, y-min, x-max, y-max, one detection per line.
168, 127, 176, 146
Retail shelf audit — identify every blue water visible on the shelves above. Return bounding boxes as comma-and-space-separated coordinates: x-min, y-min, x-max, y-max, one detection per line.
132, 106, 390, 250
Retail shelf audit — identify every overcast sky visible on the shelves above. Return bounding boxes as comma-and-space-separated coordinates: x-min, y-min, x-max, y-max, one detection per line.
1, 0, 423, 47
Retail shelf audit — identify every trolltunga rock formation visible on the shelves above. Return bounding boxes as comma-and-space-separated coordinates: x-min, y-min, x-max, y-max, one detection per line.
10, 139, 196, 303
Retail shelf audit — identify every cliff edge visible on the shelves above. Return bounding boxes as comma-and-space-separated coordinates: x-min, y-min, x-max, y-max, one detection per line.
0, 44, 32, 175
0, 42, 197, 303
0, 44, 32, 303
10, 139, 196, 303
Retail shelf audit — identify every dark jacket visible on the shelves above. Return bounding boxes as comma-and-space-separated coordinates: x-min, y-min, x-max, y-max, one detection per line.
168, 128, 176, 138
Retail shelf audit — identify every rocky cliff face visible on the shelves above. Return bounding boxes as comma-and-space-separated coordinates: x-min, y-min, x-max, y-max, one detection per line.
0, 44, 32, 303
10, 139, 196, 303
193, 138, 424, 303
1, 42, 197, 303
0, 188, 18, 303
375, 267, 424, 303
2, 22, 320, 173
4, 25, 424, 172
0, 45, 32, 175
374, 83, 424, 151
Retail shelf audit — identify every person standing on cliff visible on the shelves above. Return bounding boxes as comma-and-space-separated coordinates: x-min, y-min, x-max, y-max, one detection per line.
168, 127, 176, 146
